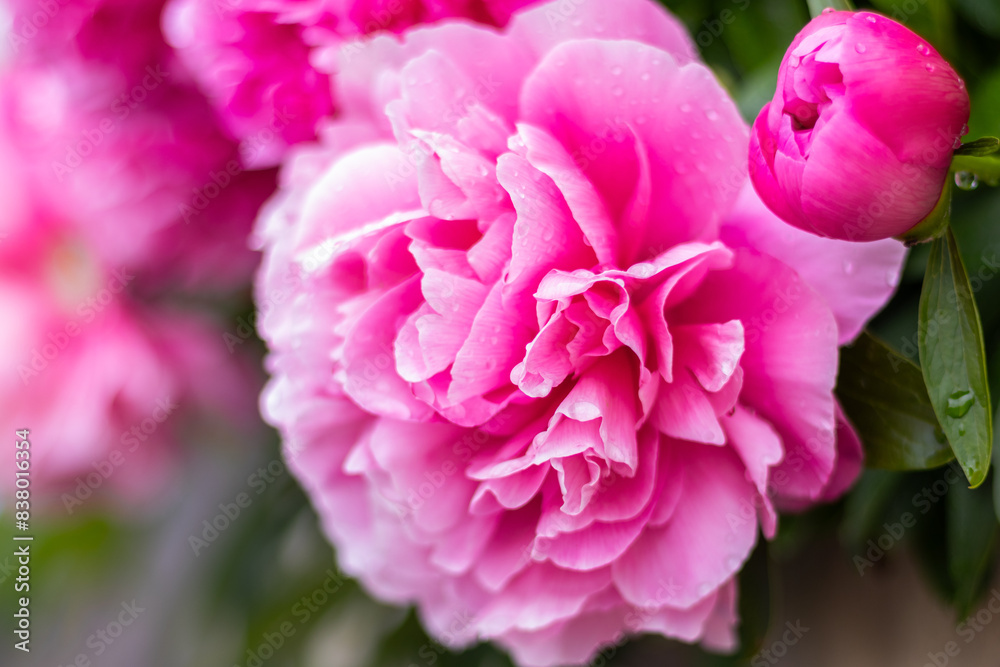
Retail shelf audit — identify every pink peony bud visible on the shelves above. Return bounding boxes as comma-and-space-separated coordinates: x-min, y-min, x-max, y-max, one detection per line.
749, 11, 970, 242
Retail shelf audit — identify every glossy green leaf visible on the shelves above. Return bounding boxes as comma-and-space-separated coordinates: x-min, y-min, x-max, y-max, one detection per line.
947, 484, 998, 619
807, 0, 854, 17
838, 332, 954, 470
952, 154, 1000, 187
954, 137, 1000, 157
994, 403, 1000, 523
919, 228, 994, 487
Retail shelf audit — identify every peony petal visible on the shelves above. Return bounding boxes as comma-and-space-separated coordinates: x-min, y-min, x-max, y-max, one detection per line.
722, 406, 783, 538
670, 249, 839, 503
723, 182, 906, 344
519, 40, 748, 262
612, 442, 758, 609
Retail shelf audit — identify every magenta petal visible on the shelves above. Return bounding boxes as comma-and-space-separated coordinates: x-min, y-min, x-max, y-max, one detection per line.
652, 369, 726, 445
723, 182, 906, 344
509, 0, 697, 64
341, 278, 435, 421
722, 406, 783, 538
672, 249, 839, 503
520, 40, 748, 258
476, 563, 612, 634
613, 442, 757, 609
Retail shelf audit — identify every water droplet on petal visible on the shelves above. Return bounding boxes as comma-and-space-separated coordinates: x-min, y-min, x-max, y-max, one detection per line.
960, 123, 969, 135
842, 260, 855, 275
489, 336, 499, 345
916, 43, 930, 55
946, 390, 975, 418
611, 65, 623, 76
612, 86, 625, 97
866, 15, 877, 23
926, 64, 936, 73
705, 109, 719, 121
640, 72, 651, 81
953, 136, 962, 149
822, 7, 835, 13
680, 102, 692, 113
954, 171, 979, 190
855, 43, 867, 54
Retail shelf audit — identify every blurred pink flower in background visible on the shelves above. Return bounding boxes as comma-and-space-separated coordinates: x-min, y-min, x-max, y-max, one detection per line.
162, 0, 539, 167
1, 0, 266, 508
0, 127, 257, 507
254, 0, 908, 664
749, 10, 970, 242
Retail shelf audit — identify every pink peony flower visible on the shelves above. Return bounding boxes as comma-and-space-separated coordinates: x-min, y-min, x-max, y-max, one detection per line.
162, 0, 539, 167
749, 11, 970, 242
254, 0, 907, 664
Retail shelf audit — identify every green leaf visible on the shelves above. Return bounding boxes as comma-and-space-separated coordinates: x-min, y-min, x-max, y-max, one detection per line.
955, 137, 1000, 157
837, 332, 954, 470
806, 0, 854, 18
952, 154, 1000, 187
919, 228, 994, 487
947, 484, 998, 619
737, 541, 771, 659
994, 403, 1000, 523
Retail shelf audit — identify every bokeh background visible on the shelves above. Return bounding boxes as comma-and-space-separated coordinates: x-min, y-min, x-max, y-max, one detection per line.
3, 0, 1000, 665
